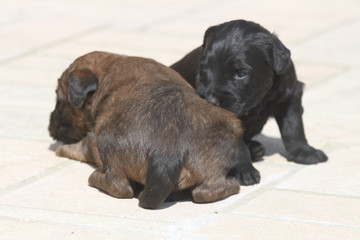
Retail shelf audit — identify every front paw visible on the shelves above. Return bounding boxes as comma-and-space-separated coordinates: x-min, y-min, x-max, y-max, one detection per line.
248, 140, 265, 162
239, 165, 261, 186
287, 146, 328, 164
55, 144, 67, 157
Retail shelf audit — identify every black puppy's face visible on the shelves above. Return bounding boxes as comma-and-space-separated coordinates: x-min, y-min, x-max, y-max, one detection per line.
196, 20, 290, 116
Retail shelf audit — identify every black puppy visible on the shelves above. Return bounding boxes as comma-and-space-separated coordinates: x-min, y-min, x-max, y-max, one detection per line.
171, 20, 327, 164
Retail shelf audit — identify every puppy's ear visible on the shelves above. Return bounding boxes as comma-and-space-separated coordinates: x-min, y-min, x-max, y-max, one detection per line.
68, 69, 98, 108
202, 25, 218, 50
271, 35, 291, 75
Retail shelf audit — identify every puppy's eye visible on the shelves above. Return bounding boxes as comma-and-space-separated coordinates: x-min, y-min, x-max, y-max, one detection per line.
234, 70, 248, 80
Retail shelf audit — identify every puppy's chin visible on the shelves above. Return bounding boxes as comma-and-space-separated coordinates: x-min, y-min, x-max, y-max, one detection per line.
227, 102, 248, 116
52, 126, 85, 144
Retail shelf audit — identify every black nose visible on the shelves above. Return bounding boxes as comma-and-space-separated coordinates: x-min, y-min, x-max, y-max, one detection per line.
206, 94, 220, 106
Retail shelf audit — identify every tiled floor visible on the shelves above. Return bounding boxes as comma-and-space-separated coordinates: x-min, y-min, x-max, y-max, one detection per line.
1, 0, 360, 239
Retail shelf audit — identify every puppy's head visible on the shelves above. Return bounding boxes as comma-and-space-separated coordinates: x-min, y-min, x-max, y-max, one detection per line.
197, 20, 291, 116
49, 68, 98, 143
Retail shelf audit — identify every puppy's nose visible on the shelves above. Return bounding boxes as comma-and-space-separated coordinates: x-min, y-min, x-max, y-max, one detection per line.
206, 94, 220, 106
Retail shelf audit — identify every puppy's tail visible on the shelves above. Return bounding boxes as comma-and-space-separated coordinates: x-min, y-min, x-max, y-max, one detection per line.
138, 150, 184, 209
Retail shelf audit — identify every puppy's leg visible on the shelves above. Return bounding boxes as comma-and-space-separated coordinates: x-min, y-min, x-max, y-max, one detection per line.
274, 82, 328, 164
55, 133, 103, 169
88, 170, 134, 198
237, 139, 261, 185
192, 177, 240, 203
248, 140, 266, 162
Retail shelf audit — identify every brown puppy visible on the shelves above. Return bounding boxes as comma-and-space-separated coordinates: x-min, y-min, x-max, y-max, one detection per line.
49, 51, 257, 209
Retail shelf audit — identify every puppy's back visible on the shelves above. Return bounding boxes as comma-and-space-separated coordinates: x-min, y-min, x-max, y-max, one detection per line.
91, 55, 243, 208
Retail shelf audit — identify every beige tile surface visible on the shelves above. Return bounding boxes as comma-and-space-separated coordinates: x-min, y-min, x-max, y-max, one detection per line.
0, 139, 65, 190
1, 0, 359, 239
233, 190, 360, 227
196, 214, 360, 240
276, 146, 360, 196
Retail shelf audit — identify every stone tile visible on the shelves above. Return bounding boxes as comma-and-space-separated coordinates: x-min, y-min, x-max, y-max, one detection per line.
303, 69, 360, 112
41, 30, 197, 66
76, 29, 200, 59
0, 16, 107, 64
276, 146, 360, 197
1, 0, 360, 238
301, 69, 360, 145
0, 64, 60, 87
293, 19, 360, 67
0, 83, 55, 109
294, 62, 345, 88
0, 138, 66, 190
0, 53, 71, 86
0, 162, 239, 223
233, 190, 360, 227
169, 0, 360, 45
0, 106, 52, 142
0, 217, 167, 240
0, 153, 295, 223
195, 214, 360, 240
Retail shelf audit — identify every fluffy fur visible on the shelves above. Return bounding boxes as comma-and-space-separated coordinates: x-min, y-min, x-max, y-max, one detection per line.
49, 51, 260, 209
171, 19, 327, 164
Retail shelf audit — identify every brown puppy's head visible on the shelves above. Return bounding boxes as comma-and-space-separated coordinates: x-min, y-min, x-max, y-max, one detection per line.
49, 67, 98, 143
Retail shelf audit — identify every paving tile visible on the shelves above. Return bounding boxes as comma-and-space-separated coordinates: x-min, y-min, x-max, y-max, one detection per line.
0, 161, 237, 222
276, 146, 360, 197
1, 0, 360, 238
0, 153, 294, 222
41, 36, 192, 67
195, 214, 360, 240
0, 53, 71, 86
0, 139, 65, 190
303, 69, 360, 114
301, 69, 360, 145
0, 16, 107, 64
0, 217, 167, 240
293, 19, 360, 67
294, 62, 345, 88
0, 64, 60, 87
0, 83, 55, 109
168, 0, 360, 45
232, 190, 360, 228
0, 106, 52, 141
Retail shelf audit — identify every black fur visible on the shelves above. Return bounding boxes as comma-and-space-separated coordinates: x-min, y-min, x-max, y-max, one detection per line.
171, 20, 328, 164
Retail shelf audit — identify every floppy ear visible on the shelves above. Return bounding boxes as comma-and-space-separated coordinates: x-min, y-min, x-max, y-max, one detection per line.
202, 25, 218, 51
68, 69, 98, 108
271, 35, 291, 75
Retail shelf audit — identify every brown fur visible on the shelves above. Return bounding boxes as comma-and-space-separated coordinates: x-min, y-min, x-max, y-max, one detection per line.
49, 51, 254, 209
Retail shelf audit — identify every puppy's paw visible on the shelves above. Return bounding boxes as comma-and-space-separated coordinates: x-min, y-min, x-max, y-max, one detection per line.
239, 165, 261, 186
55, 144, 67, 158
248, 140, 265, 162
287, 146, 328, 164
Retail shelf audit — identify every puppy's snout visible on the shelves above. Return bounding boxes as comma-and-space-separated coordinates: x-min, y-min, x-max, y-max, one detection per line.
206, 94, 220, 106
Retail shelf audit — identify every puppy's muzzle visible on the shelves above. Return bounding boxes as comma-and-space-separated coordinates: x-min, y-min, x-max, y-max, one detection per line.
205, 94, 220, 106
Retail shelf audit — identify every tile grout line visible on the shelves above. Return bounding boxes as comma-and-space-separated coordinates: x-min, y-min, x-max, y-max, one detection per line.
219, 165, 306, 212
0, 135, 53, 144
0, 161, 73, 197
225, 212, 360, 230
0, 0, 237, 66
0, 25, 110, 65
136, 0, 240, 32
0, 204, 177, 236
293, 16, 360, 47
0, 213, 171, 239
173, 165, 307, 235
272, 187, 360, 200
